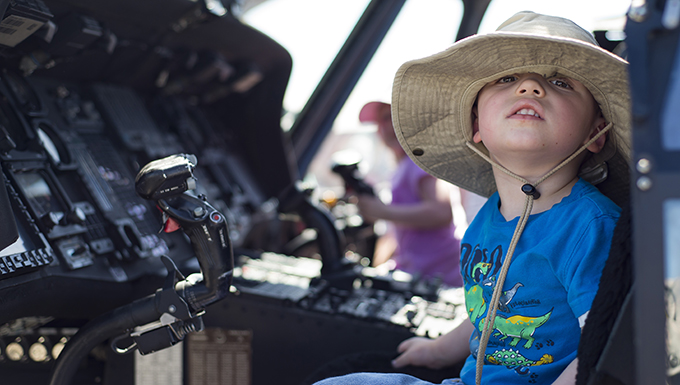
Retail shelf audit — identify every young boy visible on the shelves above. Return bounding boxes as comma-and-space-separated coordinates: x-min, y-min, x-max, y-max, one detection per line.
314, 11, 630, 385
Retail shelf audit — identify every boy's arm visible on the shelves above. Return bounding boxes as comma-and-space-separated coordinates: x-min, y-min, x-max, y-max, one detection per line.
392, 319, 474, 369
552, 358, 578, 385
551, 311, 590, 385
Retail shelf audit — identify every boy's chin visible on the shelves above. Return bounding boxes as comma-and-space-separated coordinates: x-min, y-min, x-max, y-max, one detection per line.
489, 146, 581, 169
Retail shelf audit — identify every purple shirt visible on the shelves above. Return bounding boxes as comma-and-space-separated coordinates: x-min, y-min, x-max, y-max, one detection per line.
390, 157, 462, 287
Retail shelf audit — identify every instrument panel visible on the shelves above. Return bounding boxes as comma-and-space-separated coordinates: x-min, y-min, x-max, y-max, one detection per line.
0, 1, 465, 383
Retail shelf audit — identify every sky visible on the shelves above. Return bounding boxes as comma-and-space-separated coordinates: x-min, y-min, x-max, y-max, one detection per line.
243, 0, 632, 132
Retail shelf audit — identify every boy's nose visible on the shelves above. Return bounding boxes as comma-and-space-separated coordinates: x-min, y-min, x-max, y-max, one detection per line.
516, 77, 545, 97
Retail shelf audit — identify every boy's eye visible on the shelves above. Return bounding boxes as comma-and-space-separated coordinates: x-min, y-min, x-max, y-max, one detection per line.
498, 75, 517, 84
550, 79, 572, 89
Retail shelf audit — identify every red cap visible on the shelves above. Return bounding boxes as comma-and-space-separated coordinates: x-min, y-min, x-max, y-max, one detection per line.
359, 101, 391, 123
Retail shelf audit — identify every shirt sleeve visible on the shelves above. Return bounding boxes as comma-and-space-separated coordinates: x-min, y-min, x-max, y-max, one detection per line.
562, 212, 619, 319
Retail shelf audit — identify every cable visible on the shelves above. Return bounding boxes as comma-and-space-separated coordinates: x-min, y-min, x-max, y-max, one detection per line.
49, 295, 158, 385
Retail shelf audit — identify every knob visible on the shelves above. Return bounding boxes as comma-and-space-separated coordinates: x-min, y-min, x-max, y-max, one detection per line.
5, 337, 27, 362
52, 337, 68, 360
60, 207, 86, 226
40, 212, 61, 231
28, 336, 51, 362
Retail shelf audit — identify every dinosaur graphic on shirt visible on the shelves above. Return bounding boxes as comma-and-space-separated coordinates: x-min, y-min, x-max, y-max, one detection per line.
486, 348, 554, 368
466, 263, 491, 323
461, 244, 504, 323
461, 243, 525, 324
479, 308, 553, 349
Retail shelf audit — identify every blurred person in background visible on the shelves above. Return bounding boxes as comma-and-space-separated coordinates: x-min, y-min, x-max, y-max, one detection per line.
354, 101, 463, 287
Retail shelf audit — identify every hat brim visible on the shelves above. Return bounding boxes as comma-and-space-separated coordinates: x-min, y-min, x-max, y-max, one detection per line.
392, 32, 631, 199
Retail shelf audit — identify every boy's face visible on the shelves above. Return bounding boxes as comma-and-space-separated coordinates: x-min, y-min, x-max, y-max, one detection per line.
472, 72, 606, 167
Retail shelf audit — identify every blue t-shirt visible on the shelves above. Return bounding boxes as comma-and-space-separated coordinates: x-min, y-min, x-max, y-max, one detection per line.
458, 179, 620, 385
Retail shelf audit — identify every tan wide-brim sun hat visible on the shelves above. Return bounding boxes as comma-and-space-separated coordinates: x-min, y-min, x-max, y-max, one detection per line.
392, 11, 631, 206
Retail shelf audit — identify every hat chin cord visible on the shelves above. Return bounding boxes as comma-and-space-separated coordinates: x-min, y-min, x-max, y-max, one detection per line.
465, 122, 613, 385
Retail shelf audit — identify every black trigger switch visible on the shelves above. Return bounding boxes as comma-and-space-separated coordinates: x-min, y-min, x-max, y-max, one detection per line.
406, 310, 416, 322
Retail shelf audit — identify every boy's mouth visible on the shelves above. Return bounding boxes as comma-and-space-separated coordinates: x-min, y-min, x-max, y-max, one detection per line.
513, 108, 541, 118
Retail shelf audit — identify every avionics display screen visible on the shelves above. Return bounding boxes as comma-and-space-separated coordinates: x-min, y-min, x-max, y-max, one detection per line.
0, 94, 28, 151
0, 182, 39, 258
13, 171, 64, 217
0, 219, 36, 258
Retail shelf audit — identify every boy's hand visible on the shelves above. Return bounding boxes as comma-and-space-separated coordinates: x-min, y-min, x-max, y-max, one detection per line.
392, 337, 454, 369
392, 321, 475, 370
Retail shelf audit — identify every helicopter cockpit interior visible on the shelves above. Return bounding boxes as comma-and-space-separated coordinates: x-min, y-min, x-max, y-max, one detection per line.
0, 0, 677, 384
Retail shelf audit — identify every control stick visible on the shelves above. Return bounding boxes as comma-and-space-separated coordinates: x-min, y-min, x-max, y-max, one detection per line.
135, 153, 234, 310
331, 151, 374, 196
50, 153, 234, 385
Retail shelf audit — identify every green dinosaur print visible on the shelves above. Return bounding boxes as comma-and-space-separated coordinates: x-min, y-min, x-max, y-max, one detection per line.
479, 308, 552, 349
486, 348, 553, 367
467, 262, 492, 323
473, 262, 492, 278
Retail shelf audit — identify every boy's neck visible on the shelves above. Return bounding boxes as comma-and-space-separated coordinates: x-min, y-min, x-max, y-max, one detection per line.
492, 164, 581, 221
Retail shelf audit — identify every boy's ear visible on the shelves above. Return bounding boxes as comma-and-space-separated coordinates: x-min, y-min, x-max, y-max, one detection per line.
585, 119, 608, 153
472, 105, 482, 143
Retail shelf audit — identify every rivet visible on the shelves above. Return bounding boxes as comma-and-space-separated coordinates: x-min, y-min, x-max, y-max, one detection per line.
636, 158, 651, 174
637, 176, 652, 191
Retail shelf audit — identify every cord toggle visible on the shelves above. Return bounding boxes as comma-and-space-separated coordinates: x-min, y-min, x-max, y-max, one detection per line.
521, 184, 540, 199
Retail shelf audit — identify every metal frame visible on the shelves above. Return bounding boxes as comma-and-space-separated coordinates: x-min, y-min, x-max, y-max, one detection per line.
627, 1, 680, 383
